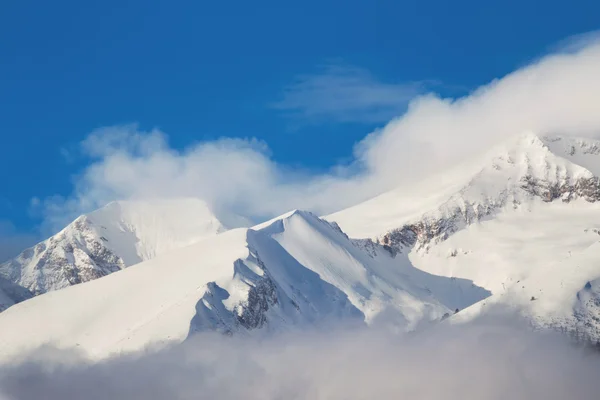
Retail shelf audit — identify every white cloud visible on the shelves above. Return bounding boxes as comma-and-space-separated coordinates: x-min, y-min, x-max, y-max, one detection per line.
38, 32, 600, 232
358, 42, 600, 182
81, 124, 170, 158
550, 30, 600, 54
1, 318, 599, 399
272, 63, 427, 123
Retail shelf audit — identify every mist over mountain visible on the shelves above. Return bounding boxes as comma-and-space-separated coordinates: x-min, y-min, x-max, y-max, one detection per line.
3, 11, 600, 399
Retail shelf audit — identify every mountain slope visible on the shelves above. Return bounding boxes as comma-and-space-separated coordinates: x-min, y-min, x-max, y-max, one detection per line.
4, 131, 600, 359
328, 132, 600, 251
0, 210, 478, 361
261, 211, 488, 327
446, 203, 600, 340
328, 132, 600, 338
0, 198, 242, 295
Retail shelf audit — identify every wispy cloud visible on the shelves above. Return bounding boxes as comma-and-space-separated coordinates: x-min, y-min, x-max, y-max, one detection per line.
272, 63, 428, 124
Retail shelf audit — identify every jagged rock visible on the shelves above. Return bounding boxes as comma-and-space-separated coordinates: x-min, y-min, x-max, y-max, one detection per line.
0, 199, 235, 297
237, 274, 278, 330
521, 175, 600, 203
380, 174, 600, 256
0, 220, 125, 295
351, 238, 379, 258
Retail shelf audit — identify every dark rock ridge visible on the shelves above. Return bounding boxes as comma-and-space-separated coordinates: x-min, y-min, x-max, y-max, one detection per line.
521, 176, 600, 203
236, 268, 278, 329
188, 226, 365, 336
0, 216, 125, 295
188, 252, 279, 335
379, 175, 600, 256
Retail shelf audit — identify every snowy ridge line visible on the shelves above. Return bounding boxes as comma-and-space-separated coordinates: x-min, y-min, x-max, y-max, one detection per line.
2, 131, 600, 359
336, 133, 600, 254
379, 173, 600, 254
323, 132, 600, 342
0, 198, 245, 295
0, 209, 487, 361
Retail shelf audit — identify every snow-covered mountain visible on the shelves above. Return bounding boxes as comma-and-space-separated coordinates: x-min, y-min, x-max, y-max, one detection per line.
328, 132, 600, 339
0, 198, 245, 295
1, 131, 600, 360
328, 132, 600, 250
0, 210, 482, 361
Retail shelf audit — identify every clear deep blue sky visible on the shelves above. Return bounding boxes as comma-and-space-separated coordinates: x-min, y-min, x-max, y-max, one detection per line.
1, 0, 599, 238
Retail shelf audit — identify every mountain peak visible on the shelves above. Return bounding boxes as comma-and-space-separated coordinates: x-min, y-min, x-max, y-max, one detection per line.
329, 132, 600, 248
0, 197, 247, 295
514, 130, 547, 147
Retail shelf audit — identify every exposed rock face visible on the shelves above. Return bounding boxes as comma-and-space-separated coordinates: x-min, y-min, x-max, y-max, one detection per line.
367, 134, 600, 256
521, 176, 600, 203
189, 250, 289, 335
186, 218, 386, 337
351, 238, 379, 258
237, 272, 278, 330
378, 198, 498, 255
380, 174, 600, 256
1, 199, 233, 297
0, 216, 125, 295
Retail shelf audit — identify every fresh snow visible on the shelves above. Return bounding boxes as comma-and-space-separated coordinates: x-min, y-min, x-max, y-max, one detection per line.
327, 132, 599, 240
0, 210, 479, 361
327, 132, 600, 338
416, 200, 600, 330
0, 198, 246, 294
2, 131, 600, 361
0, 228, 250, 361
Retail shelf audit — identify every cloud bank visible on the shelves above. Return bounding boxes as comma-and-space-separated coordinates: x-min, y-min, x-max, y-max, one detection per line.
1, 318, 599, 400
39, 33, 600, 231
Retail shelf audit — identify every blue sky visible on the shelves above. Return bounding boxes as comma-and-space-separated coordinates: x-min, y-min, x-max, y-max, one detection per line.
1, 0, 599, 258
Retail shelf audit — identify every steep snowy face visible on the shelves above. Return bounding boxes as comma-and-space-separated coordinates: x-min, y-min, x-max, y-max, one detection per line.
194, 210, 481, 336
329, 132, 600, 253
0, 210, 478, 361
442, 203, 600, 340
327, 132, 600, 340
542, 135, 600, 176
259, 211, 466, 328
0, 198, 240, 295
85, 199, 232, 263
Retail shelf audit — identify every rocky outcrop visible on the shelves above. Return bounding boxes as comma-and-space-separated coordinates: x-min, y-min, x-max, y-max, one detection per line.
237, 273, 278, 330
521, 176, 600, 203
1, 199, 233, 298
234, 254, 279, 330
0, 216, 125, 295
189, 252, 281, 335
188, 223, 369, 337
380, 174, 600, 256
378, 200, 496, 255
351, 238, 380, 258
